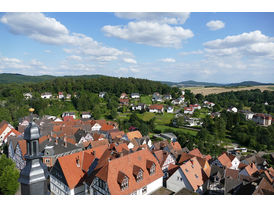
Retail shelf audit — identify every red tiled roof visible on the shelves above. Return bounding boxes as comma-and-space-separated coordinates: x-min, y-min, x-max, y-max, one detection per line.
153, 150, 169, 168
204, 154, 212, 161
18, 139, 27, 159
180, 157, 204, 191
244, 163, 258, 176
57, 150, 95, 189
63, 116, 74, 121
100, 124, 114, 131
170, 141, 182, 151
238, 162, 248, 170
119, 98, 129, 103
93, 149, 163, 195
218, 153, 232, 168
109, 131, 125, 140
178, 152, 194, 164
149, 104, 164, 110
90, 144, 108, 159
114, 143, 129, 153
268, 167, 274, 177
225, 168, 239, 179
189, 148, 203, 158
126, 130, 142, 140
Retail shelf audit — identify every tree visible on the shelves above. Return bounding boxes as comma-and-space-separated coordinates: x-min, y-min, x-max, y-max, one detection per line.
0, 155, 20, 195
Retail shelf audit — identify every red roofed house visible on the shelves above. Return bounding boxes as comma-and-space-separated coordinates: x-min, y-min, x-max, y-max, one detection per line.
252, 113, 272, 126
119, 98, 129, 106
85, 148, 163, 195
189, 148, 203, 158
50, 149, 96, 195
166, 157, 205, 194
184, 107, 194, 114
153, 150, 176, 178
0, 121, 21, 147
239, 163, 258, 177
211, 153, 233, 169
149, 104, 164, 113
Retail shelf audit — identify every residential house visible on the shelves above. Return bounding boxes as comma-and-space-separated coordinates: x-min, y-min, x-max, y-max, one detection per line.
50, 149, 97, 195
152, 93, 163, 102
85, 148, 164, 195
127, 137, 152, 150
211, 153, 232, 169
132, 103, 146, 111
252, 113, 272, 126
189, 104, 201, 110
166, 106, 174, 113
41, 92, 52, 99
66, 94, 71, 99
99, 92, 106, 98
203, 101, 215, 108
153, 150, 176, 177
184, 107, 194, 115
239, 110, 254, 120
227, 154, 240, 170
131, 93, 140, 99
0, 121, 21, 146
81, 112, 92, 119
120, 93, 128, 99
227, 107, 238, 113
163, 94, 172, 101
58, 92, 65, 99
241, 154, 268, 170
239, 163, 258, 177
23, 93, 32, 99
185, 117, 202, 127
166, 157, 204, 194
171, 98, 183, 105
159, 133, 177, 142
126, 130, 143, 141
149, 104, 164, 113
62, 112, 76, 119
205, 165, 225, 194
119, 98, 129, 106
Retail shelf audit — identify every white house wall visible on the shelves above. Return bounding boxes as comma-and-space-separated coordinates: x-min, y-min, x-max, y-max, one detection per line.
166, 168, 193, 193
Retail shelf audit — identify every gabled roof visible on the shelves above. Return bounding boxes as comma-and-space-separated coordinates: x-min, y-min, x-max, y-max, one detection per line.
218, 153, 232, 168
17, 139, 27, 159
87, 148, 163, 195
56, 150, 95, 189
179, 157, 204, 191
225, 168, 239, 180
100, 124, 114, 132
244, 163, 258, 176
178, 152, 194, 164
109, 130, 125, 140
153, 150, 170, 168
126, 130, 142, 140
149, 104, 164, 110
170, 141, 182, 151
253, 177, 274, 195
189, 148, 203, 158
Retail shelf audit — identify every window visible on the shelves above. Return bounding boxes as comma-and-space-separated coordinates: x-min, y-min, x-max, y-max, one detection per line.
150, 163, 155, 175
185, 169, 189, 172
45, 159, 50, 163
32, 141, 37, 155
142, 186, 147, 194
121, 178, 128, 190
98, 178, 105, 189
195, 174, 198, 179
137, 170, 143, 182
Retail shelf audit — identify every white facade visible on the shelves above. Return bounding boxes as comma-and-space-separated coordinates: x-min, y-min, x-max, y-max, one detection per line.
131, 94, 140, 99
184, 109, 194, 115
41, 93, 52, 99
23, 93, 32, 99
166, 168, 193, 193
230, 157, 240, 170
245, 113, 254, 120
167, 107, 174, 113
162, 154, 176, 171
130, 176, 163, 195
0, 126, 11, 146
82, 114, 91, 119
149, 108, 163, 113
91, 123, 101, 131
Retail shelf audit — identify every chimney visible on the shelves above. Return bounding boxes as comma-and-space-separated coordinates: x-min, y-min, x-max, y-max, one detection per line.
76, 156, 80, 167
64, 137, 67, 148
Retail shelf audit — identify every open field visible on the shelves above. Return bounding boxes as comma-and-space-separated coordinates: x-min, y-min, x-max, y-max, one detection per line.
181, 85, 274, 96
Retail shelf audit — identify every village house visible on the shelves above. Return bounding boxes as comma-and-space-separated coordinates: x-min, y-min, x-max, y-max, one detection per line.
239, 110, 254, 120
7, 136, 26, 170
58, 92, 65, 99
203, 101, 215, 108
119, 98, 129, 106
239, 163, 258, 178
62, 112, 76, 119
132, 103, 146, 111
153, 150, 176, 178
41, 92, 52, 99
81, 112, 92, 119
66, 93, 71, 99
166, 106, 174, 113
252, 113, 272, 126
163, 94, 172, 100
149, 104, 164, 113
0, 121, 21, 147
189, 104, 201, 110
184, 107, 194, 115
50, 149, 97, 195
99, 92, 106, 98
131, 93, 140, 99
120, 93, 128, 99
227, 107, 238, 113
23, 92, 32, 99
152, 92, 163, 102
126, 130, 143, 141
84, 148, 164, 195
166, 157, 205, 194
211, 153, 233, 169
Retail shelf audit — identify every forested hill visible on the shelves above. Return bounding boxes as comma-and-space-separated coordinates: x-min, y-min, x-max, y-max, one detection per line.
0, 73, 105, 84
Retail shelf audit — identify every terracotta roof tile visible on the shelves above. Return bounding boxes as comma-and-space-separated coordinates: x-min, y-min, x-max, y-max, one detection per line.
225, 168, 239, 179
114, 143, 130, 153
126, 130, 142, 140
189, 148, 203, 158
153, 150, 169, 167
178, 152, 194, 164
218, 153, 232, 168
149, 104, 164, 110
253, 177, 274, 195
244, 163, 258, 176
100, 124, 114, 131
109, 130, 125, 140
57, 150, 95, 189
170, 141, 182, 151
17, 139, 27, 159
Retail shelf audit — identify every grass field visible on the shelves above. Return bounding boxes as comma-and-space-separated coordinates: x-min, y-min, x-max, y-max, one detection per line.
181, 85, 274, 96
155, 125, 198, 136
137, 112, 155, 121
140, 95, 152, 104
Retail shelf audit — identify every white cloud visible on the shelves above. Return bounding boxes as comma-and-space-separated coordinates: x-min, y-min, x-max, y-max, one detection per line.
102, 21, 193, 48
206, 20, 225, 31
123, 58, 137, 64
203, 30, 274, 59
1, 12, 131, 64
161, 58, 176, 63
114, 12, 190, 24
67, 55, 82, 61
180, 50, 203, 56
44, 50, 51, 53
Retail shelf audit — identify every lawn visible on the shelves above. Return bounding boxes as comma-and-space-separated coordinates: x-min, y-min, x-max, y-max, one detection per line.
154, 113, 175, 125
155, 125, 198, 136
140, 95, 152, 104
137, 112, 156, 121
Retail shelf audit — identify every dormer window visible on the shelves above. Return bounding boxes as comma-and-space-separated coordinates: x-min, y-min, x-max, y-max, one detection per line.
121, 178, 128, 190
118, 171, 129, 191
150, 163, 155, 175
137, 170, 143, 182
146, 160, 156, 175
133, 165, 143, 182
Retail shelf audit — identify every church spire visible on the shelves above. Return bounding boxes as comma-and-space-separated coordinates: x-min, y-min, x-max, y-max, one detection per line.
18, 108, 49, 195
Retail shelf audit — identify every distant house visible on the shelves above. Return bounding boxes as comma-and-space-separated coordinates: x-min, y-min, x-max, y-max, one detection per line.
189, 104, 201, 110
166, 157, 205, 194
131, 93, 140, 99
126, 130, 143, 141
211, 153, 232, 169
120, 93, 128, 99
185, 117, 202, 127
99, 92, 106, 98
152, 92, 163, 102
184, 107, 194, 114
66, 94, 71, 99
41, 92, 52, 99
163, 94, 172, 100
166, 106, 174, 113
149, 104, 164, 113
0, 121, 21, 146
58, 92, 64, 99
252, 113, 272, 126
171, 98, 183, 105
119, 98, 129, 106
239, 163, 258, 177
23, 93, 32, 99
81, 112, 92, 119
132, 103, 146, 111
62, 112, 76, 119
227, 107, 238, 113
239, 110, 254, 120
203, 101, 215, 108
159, 133, 177, 142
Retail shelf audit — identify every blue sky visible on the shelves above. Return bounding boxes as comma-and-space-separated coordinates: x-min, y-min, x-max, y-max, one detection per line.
0, 12, 274, 83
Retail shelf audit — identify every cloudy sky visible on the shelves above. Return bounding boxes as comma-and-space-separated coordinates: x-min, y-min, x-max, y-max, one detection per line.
0, 12, 274, 83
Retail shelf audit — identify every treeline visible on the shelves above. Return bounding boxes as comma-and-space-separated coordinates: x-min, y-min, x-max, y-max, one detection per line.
205, 89, 274, 114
